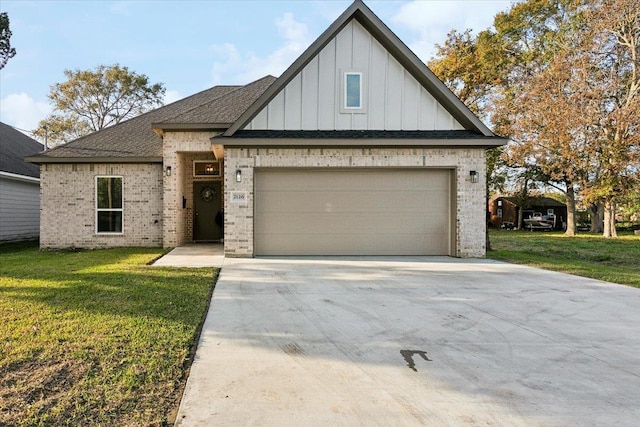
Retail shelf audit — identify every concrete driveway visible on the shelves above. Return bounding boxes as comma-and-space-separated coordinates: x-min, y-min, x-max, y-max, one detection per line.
175, 257, 640, 426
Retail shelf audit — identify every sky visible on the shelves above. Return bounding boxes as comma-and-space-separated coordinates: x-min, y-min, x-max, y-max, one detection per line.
0, 0, 513, 137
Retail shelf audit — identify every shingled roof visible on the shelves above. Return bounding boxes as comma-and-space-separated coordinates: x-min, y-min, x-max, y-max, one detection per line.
0, 121, 43, 177
26, 77, 276, 163
153, 76, 277, 130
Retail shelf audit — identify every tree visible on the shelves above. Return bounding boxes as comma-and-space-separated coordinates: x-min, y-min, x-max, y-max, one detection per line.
0, 12, 16, 69
578, 0, 640, 237
34, 64, 165, 146
430, 0, 639, 238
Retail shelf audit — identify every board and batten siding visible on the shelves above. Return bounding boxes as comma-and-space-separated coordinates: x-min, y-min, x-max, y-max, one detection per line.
0, 175, 40, 242
246, 20, 464, 131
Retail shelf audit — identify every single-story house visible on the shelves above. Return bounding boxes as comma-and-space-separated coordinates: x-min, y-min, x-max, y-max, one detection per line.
0, 121, 43, 242
489, 196, 567, 230
26, 0, 506, 257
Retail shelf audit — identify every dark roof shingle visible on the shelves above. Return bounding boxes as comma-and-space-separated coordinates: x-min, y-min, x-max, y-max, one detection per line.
27, 77, 275, 163
0, 122, 44, 177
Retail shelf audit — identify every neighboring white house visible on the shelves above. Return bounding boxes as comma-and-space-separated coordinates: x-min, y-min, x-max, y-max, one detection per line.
26, 0, 507, 257
0, 122, 43, 242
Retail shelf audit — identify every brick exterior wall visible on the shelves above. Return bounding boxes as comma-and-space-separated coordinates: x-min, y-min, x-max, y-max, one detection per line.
40, 163, 163, 248
224, 147, 486, 258
162, 131, 222, 248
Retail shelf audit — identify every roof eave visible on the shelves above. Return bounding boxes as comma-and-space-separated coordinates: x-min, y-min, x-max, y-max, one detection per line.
151, 123, 232, 131
223, 137, 508, 148
24, 156, 163, 164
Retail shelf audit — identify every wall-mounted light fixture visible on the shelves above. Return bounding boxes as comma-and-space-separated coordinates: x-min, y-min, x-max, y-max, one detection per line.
470, 170, 478, 183
235, 169, 242, 183
166, 166, 172, 176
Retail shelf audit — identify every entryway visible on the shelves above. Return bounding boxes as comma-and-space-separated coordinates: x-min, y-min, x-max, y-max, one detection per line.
193, 181, 223, 242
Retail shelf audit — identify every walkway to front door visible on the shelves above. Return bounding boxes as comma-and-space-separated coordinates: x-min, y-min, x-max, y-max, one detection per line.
151, 243, 224, 268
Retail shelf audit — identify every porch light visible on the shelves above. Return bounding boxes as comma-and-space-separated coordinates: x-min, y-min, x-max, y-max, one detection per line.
166, 166, 172, 176
470, 170, 479, 183
205, 164, 215, 174
235, 169, 242, 183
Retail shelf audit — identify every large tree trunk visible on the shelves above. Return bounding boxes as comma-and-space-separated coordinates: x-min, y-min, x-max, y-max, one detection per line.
564, 184, 577, 236
603, 200, 618, 238
589, 203, 604, 233
517, 207, 524, 230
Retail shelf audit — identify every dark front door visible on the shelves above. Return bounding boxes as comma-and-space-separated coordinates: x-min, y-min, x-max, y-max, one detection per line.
193, 181, 222, 241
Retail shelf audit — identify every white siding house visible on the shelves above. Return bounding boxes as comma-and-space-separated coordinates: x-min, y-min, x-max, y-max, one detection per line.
0, 122, 43, 242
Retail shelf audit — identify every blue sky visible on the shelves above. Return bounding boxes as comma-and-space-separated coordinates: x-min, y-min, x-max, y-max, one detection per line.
0, 0, 512, 136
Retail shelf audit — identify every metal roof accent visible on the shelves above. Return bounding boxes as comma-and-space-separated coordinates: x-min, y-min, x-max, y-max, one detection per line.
220, 130, 507, 148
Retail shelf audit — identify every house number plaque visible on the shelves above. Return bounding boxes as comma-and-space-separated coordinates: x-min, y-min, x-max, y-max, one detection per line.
230, 191, 247, 203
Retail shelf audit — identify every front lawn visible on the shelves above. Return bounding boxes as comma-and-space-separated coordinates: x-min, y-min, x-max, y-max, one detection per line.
487, 230, 640, 288
0, 242, 216, 426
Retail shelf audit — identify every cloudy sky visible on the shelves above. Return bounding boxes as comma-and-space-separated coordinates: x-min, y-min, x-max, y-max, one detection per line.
0, 0, 512, 136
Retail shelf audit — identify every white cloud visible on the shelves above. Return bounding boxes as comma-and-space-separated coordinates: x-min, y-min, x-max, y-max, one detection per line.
163, 90, 182, 105
0, 93, 52, 132
209, 12, 313, 85
392, 0, 512, 61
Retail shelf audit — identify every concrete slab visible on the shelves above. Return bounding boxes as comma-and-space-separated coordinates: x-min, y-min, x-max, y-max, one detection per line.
152, 243, 224, 268
176, 257, 640, 426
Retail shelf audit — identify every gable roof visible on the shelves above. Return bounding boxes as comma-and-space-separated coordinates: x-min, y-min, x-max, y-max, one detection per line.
223, 0, 498, 138
26, 78, 274, 164
0, 122, 43, 177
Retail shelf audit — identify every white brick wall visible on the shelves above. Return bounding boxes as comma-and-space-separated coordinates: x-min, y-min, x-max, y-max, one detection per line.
40, 163, 163, 248
224, 147, 486, 258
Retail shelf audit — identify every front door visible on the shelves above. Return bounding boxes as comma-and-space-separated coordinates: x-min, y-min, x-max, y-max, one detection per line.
193, 181, 222, 241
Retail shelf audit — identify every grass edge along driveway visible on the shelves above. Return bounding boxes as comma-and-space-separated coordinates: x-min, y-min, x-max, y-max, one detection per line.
0, 242, 216, 426
487, 230, 640, 288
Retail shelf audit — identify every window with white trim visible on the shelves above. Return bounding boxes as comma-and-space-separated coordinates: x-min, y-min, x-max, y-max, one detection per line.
96, 176, 123, 234
344, 72, 362, 109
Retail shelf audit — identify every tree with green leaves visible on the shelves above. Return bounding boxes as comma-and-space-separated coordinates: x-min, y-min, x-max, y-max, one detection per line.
34, 64, 165, 146
430, 0, 639, 237
0, 12, 16, 69
578, 0, 640, 238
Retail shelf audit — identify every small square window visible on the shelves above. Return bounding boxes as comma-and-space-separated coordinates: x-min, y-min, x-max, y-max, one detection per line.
345, 72, 362, 109
194, 161, 221, 177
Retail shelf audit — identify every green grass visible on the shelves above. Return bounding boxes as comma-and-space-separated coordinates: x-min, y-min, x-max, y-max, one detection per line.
0, 242, 217, 426
487, 230, 640, 288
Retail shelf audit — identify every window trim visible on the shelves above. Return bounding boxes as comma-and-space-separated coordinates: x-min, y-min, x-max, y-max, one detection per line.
344, 72, 362, 109
95, 175, 124, 235
340, 70, 366, 114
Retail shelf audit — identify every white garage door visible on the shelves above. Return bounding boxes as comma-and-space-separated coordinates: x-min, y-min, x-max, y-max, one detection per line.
254, 168, 453, 256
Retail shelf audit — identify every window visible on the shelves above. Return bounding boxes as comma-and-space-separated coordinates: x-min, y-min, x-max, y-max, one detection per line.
547, 209, 555, 216
193, 160, 221, 177
96, 176, 123, 233
497, 208, 503, 218
344, 72, 362, 109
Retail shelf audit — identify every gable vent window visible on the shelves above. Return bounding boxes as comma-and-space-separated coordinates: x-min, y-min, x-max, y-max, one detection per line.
96, 176, 123, 234
344, 72, 362, 109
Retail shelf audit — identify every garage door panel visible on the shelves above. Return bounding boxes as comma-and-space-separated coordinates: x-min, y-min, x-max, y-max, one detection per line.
255, 232, 450, 256
258, 190, 449, 214
255, 169, 450, 192
255, 212, 442, 235
254, 169, 452, 256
